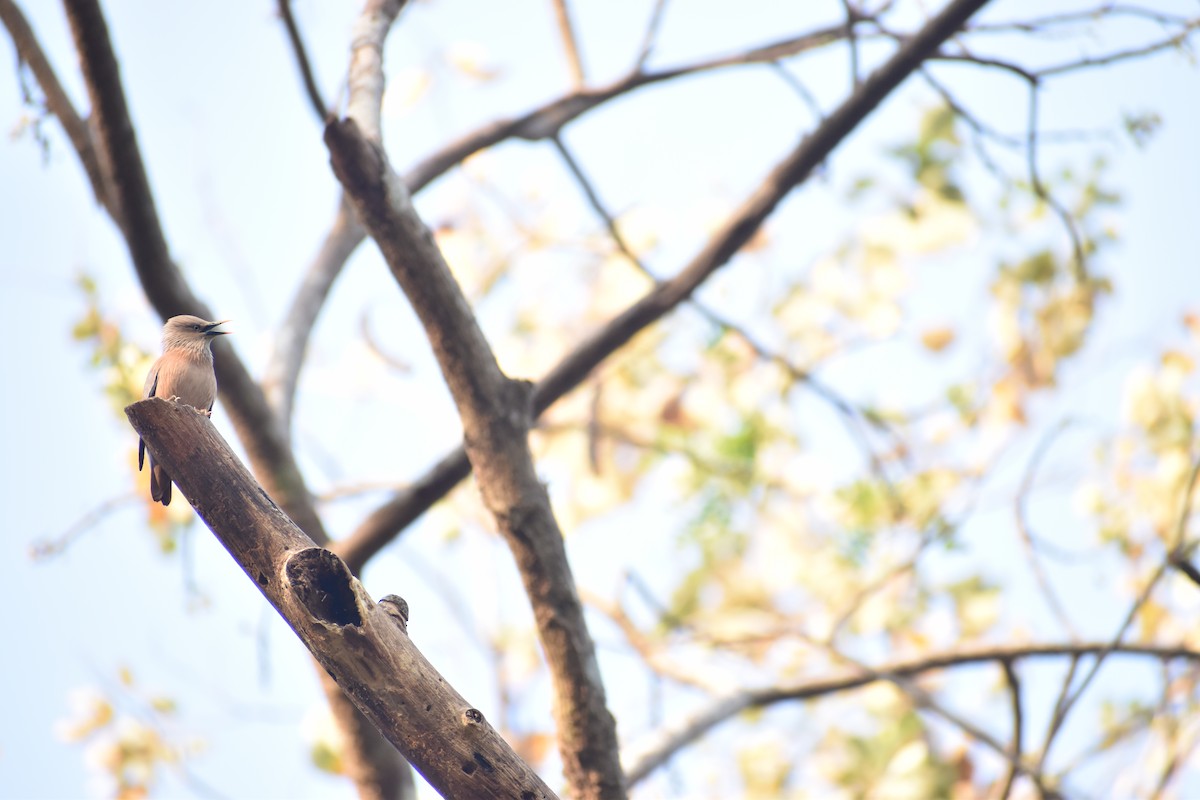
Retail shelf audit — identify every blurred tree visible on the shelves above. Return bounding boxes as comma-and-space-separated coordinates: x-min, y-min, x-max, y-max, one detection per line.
4, 0, 1200, 797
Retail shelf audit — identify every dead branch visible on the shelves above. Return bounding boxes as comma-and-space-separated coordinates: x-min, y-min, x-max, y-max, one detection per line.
621, 641, 1200, 787
125, 398, 556, 800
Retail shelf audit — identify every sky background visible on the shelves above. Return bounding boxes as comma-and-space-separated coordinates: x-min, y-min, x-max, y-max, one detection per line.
1, 0, 1198, 797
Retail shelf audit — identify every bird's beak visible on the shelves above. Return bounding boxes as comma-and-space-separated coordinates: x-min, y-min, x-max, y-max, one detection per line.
203, 320, 232, 337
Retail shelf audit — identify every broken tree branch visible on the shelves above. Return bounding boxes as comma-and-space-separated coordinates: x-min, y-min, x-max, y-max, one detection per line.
125, 397, 556, 800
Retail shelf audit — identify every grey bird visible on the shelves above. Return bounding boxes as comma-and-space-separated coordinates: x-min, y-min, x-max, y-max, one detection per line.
139, 315, 230, 505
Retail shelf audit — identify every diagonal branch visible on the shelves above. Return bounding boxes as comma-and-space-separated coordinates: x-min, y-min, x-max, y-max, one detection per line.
402, 24, 851, 192
620, 641, 1200, 787
550, 0, 585, 88
277, 0, 330, 121
126, 398, 556, 800
1036, 455, 1200, 768
0, 0, 110, 213
338, 0, 998, 573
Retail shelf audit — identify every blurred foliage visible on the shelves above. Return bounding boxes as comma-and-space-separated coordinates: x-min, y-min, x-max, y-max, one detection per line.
56, 669, 199, 800
42, 0, 1200, 791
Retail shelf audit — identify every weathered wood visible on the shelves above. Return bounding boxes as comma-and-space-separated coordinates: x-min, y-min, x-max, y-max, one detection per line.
126, 397, 557, 800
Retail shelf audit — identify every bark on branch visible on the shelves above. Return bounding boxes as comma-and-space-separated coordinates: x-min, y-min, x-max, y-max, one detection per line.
326, 118, 626, 800
337, 0, 997, 573
125, 397, 557, 800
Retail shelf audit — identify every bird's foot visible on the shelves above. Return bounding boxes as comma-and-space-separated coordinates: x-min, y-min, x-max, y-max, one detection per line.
196, 408, 212, 418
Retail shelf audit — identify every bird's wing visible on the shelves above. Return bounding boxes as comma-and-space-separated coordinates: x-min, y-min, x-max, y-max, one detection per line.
139, 362, 161, 471
144, 362, 160, 399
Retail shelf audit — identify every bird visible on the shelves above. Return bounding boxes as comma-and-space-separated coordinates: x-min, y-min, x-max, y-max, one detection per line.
139, 315, 230, 506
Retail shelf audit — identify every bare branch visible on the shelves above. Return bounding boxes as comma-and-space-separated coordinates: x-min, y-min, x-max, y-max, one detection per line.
550, 0, 585, 88
999, 660, 1024, 800
125, 398, 556, 800
552, 132, 900, 490
0, 0, 110, 213
1024, 82, 1088, 282
263, 193, 366, 428
622, 641, 1200, 786
277, 0, 330, 121
339, 0, 996, 578
634, 0, 670, 69
347, 0, 409, 143
1038, 455, 1200, 767
841, 0, 863, 87
403, 24, 851, 192
29, 491, 140, 559
327, 114, 626, 799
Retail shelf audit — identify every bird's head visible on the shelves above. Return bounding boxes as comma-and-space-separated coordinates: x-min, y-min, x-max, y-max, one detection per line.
162, 315, 231, 353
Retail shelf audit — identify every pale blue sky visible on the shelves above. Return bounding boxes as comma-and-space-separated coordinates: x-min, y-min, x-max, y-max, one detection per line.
2, 1, 1198, 797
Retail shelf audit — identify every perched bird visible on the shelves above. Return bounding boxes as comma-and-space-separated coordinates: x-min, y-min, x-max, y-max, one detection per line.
139, 315, 230, 506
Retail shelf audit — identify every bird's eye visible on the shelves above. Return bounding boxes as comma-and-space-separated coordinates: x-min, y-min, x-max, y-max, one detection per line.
193, 324, 201, 330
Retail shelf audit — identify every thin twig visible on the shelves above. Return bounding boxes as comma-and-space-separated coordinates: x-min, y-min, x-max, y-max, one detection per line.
276, 0, 330, 121
550, 133, 901, 492
635, 0, 670, 69
549, 0, 585, 88
841, 0, 863, 87
998, 659, 1024, 800
1013, 420, 1079, 638
29, 491, 141, 559
1025, 82, 1088, 283
0, 0, 111, 214
1038, 455, 1200, 768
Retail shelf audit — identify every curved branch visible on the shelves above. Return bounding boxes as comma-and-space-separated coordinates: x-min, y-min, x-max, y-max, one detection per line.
338, 0, 997, 573
263, 192, 366, 428
621, 642, 1200, 786
402, 24, 850, 192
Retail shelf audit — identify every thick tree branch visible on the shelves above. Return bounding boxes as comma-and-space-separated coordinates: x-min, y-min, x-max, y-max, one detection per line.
57, 0, 328, 545
125, 398, 556, 800
338, 0, 996, 573
327, 116, 626, 800
621, 642, 1200, 786
53, 4, 401, 797
331, 2, 626, 797
347, 0, 408, 143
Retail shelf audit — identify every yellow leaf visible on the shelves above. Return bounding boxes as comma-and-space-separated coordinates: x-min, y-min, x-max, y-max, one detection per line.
445, 41, 499, 81
1162, 349, 1195, 374
920, 326, 956, 352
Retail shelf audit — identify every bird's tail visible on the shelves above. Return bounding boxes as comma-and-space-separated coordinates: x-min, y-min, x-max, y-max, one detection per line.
150, 459, 173, 506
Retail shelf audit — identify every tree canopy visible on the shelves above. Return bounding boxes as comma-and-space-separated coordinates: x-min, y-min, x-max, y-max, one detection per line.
3, 0, 1200, 798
